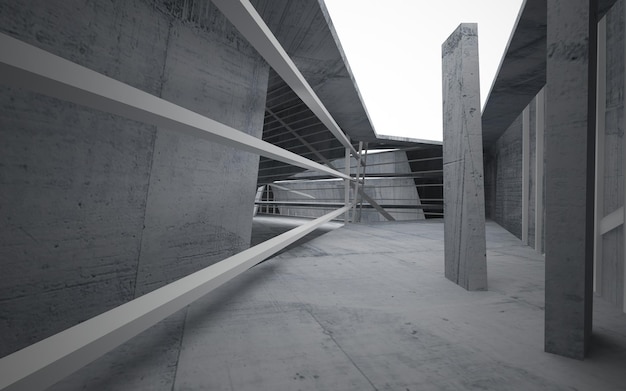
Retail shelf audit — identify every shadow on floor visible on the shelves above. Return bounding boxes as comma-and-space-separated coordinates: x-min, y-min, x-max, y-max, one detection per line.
250, 214, 343, 258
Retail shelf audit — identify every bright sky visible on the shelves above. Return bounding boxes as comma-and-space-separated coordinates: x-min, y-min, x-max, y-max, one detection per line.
324, 0, 525, 142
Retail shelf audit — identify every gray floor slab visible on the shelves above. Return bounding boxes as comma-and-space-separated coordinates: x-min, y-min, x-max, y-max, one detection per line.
49, 218, 626, 390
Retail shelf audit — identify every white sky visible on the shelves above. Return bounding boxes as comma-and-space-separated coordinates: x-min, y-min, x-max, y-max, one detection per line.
323, 0, 525, 142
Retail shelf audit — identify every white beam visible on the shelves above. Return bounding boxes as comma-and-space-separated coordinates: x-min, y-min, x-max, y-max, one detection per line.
0, 33, 350, 181
269, 184, 316, 200
0, 206, 351, 391
265, 108, 332, 167
211, 0, 359, 158
599, 207, 623, 235
349, 182, 396, 221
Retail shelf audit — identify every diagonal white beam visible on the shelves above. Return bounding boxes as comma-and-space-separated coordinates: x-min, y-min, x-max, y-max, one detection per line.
266, 108, 332, 166
0, 206, 351, 391
270, 183, 316, 200
265, 109, 393, 220
212, 0, 359, 158
599, 207, 623, 236
0, 33, 350, 181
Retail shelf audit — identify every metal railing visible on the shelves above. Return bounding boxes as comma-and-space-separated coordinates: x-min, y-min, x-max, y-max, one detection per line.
256, 146, 444, 222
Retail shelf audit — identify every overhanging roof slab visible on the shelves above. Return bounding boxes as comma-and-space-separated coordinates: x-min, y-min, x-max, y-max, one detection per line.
481, 0, 618, 148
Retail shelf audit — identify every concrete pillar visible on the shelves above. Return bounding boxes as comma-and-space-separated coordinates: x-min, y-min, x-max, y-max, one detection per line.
535, 88, 545, 254
441, 23, 488, 291
522, 107, 530, 245
594, 15, 606, 294
544, 0, 597, 359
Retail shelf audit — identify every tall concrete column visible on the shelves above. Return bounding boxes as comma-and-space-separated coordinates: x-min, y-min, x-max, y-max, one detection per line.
544, 0, 597, 359
441, 23, 487, 291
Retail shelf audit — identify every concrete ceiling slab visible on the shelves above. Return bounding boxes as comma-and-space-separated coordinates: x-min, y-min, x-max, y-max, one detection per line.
481, 0, 617, 148
251, 0, 378, 144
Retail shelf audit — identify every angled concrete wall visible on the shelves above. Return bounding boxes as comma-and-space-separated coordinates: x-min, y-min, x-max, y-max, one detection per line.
442, 23, 487, 291
271, 151, 425, 221
0, 0, 268, 362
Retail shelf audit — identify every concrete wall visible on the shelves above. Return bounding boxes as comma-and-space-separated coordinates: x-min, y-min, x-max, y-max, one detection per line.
527, 96, 538, 249
270, 151, 425, 221
0, 0, 268, 358
484, 0, 625, 312
485, 114, 523, 239
598, 0, 625, 308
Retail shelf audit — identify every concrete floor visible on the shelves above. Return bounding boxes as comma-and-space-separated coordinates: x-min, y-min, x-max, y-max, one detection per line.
250, 214, 343, 249
52, 218, 626, 390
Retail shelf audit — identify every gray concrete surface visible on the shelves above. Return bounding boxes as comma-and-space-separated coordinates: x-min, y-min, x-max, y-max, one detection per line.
527, 95, 538, 249
481, 0, 619, 147
599, 0, 626, 309
275, 151, 425, 222
250, 0, 377, 144
250, 215, 343, 256
0, 0, 267, 357
484, 112, 524, 239
132, 15, 268, 297
481, 0, 546, 148
483, 0, 625, 325
544, 0, 596, 359
442, 23, 488, 291
49, 219, 626, 390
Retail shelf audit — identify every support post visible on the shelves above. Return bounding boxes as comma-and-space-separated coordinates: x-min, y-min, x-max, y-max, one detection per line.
595, 15, 606, 294
441, 23, 488, 291
522, 107, 530, 245
535, 88, 545, 254
344, 146, 351, 223
622, 3, 626, 313
352, 141, 363, 222
544, 0, 597, 359
357, 143, 369, 222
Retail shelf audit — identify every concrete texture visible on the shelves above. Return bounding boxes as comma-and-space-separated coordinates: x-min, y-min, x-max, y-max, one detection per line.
250, 215, 342, 249
48, 219, 626, 390
528, 96, 538, 249
0, 0, 167, 357
482, 0, 619, 147
599, 0, 625, 309
406, 145, 444, 218
442, 23, 488, 291
133, 14, 268, 296
275, 151, 426, 221
481, 0, 546, 148
251, 0, 377, 144
252, 0, 435, 186
544, 0, 596, 359
484, 113, 523, 239
0, 0, 268, 360
47, 310, 188, 391
484, 89, 546, 253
